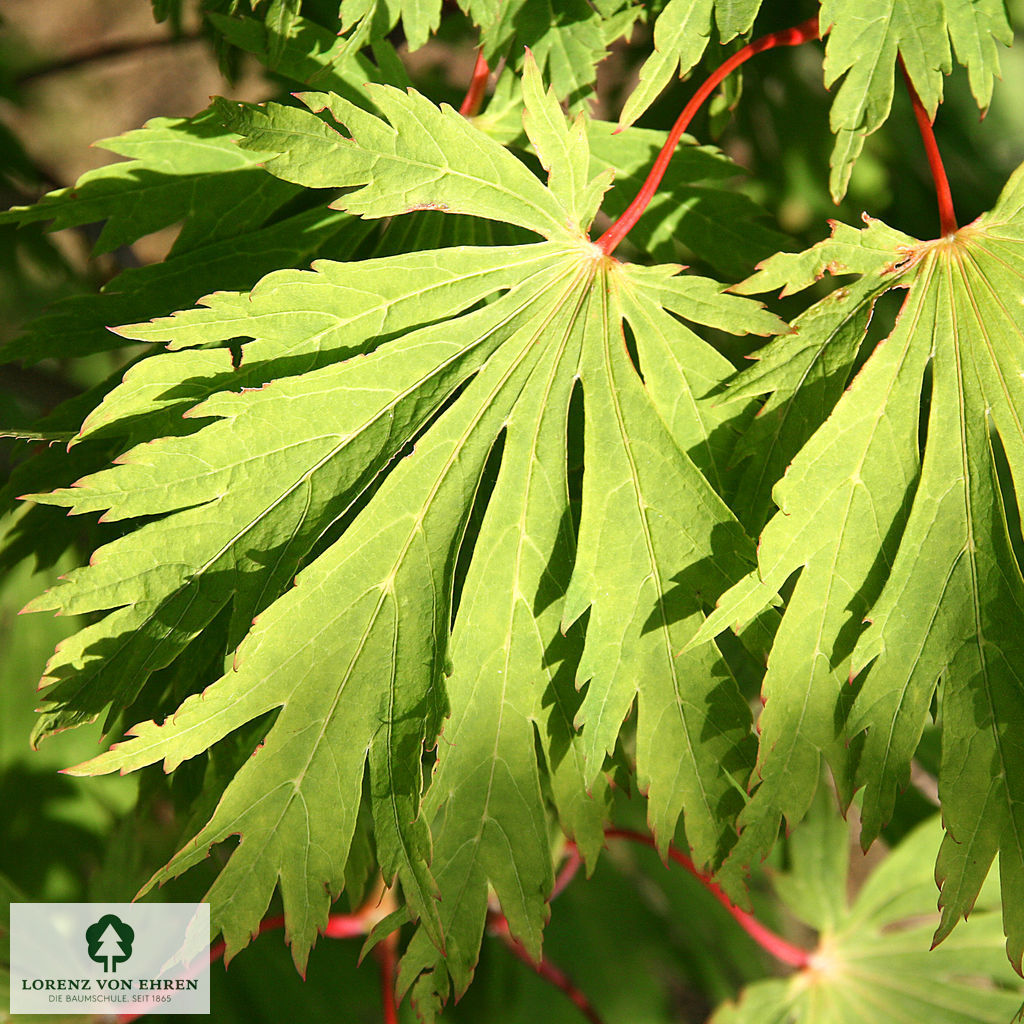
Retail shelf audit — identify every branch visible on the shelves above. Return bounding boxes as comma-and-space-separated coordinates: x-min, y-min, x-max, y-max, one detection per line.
597, 16, 821, 256
109, 848, 583, 1024
15, 30, 203, 87
898, 57, 957, 236
474, 847, 603, 1023
605, 828, 811, 970
109, 826, 798, 1024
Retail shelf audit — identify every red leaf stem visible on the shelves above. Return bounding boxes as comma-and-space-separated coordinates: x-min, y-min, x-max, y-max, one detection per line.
596, 16, 821, 256
604, 828, 811, 969
459, 49, 491, 117
113, 911, 369, 1024
898, 57, 957, 236
113, 821, 808, 1024
551, 843, 583, 899
488, 914, 607, 1024
324, 913, 371, 939
373, 934, 399, 1024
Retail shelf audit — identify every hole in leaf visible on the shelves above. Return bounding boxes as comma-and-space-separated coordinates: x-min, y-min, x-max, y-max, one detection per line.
990, 421, 1024, 575
450, 426, 506, 631
917, 359, 933, 461
852, 286, 903, 382
301, 373, 478, 570
622, 318, 643, 382
566, 377, 584, 545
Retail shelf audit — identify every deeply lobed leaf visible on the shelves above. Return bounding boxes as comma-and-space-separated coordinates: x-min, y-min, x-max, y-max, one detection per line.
713, 803, 1024, 1024
617, 0, 763, 129
28, 64, 783, 1005
693, 162, 1024, 968
820, 0, 1012, 200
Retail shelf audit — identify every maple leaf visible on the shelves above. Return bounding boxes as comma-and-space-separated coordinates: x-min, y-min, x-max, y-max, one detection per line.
460, 0, 641, 105
618, 0, 762, 129
27, 57, 784, 993
208, 9, 404, 96
338, 0, 442, 53
0, 112, 295, 259
690, 161, 1024, 967
820, 0, 1012, 200
0, 110, 367, 362
712, 797, 1024, 1024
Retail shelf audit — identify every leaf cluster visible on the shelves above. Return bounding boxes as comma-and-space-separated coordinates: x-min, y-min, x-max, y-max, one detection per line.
3, 2, 1024, 1022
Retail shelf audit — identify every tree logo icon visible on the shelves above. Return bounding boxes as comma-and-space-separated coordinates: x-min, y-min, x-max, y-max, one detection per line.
85, 915, 135, 973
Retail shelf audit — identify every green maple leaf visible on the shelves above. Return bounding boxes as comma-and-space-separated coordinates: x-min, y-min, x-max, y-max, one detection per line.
460, 0, 641, 104
467, 72, 788, 276
27, 57, 783, 993
208, 10, 404, 96
712, 799, 1024, 1024
0, 112, 295, 258
618, 0, 762, 130
339, 0, 442, 53
820, 0, 1012, 200
691, 163, 1024, 967
0, 109, 371, 362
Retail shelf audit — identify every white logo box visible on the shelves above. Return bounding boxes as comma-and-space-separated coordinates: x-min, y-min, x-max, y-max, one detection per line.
9, 903, 210, 1015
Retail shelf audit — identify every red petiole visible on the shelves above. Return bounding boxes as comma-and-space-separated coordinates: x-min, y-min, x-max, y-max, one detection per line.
898, 57, 957, 236
597, 16, 821, 256
488, 913, 607, 1024
114, 910, 375, 1024
113, 825, 809, 1024
373, 931, 399, 1024
459, 49, 491, 117
604, 828, 812, 969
